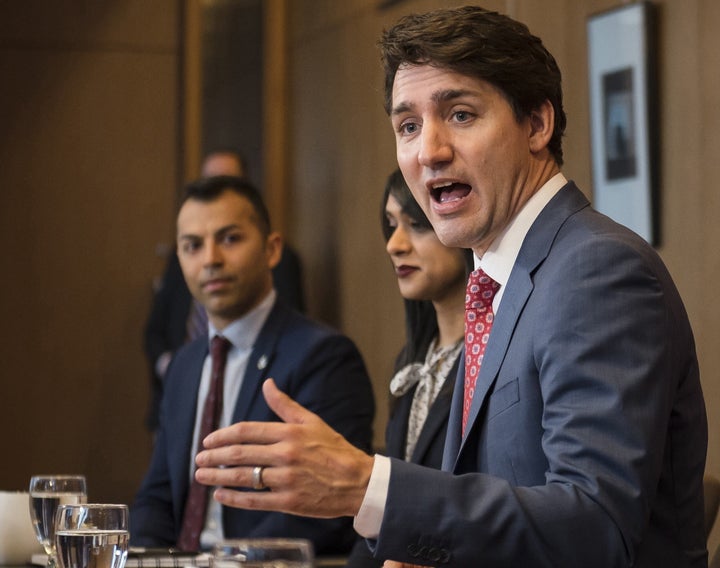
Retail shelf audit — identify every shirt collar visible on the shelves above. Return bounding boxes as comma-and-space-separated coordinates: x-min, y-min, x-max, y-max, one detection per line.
477, 173, 567, 309
208, 288, 277, 350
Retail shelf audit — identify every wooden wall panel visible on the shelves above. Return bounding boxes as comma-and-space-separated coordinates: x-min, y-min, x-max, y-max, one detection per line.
0, 1, 180, 504
698, 1, 720, 475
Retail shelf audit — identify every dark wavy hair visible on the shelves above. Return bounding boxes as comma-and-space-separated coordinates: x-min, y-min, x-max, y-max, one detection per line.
181, 175, 272, 237
379, 5, 566, 165
381, 169, 473, 368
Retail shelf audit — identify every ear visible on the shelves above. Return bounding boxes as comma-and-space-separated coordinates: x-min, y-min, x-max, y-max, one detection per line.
528, 99, 555, 155
265, 231, 284, 270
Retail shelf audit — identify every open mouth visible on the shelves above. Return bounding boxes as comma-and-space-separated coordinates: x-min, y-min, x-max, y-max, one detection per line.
430, 181, 472, 203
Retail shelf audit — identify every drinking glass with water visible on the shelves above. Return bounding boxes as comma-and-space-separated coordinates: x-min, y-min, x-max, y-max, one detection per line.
29, 475, 87, 567
54, 503, 129, 568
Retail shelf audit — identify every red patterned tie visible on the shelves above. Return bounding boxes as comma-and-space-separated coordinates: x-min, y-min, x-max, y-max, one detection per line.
177, 335, 232, 551
463, 269, 500, 435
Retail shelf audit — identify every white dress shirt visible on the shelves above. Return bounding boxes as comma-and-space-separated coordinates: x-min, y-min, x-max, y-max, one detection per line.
191, 289, 277, 549
354, 174, 568, 538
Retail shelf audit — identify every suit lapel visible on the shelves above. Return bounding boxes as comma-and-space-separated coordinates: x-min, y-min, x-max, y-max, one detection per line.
411, 354, 458, 463
168, 339, 207, 510
171, 340, 207, 453
386, 390, 412, 458
454, 183, 590, 464
442, 355, 466, 469
230, 301, 289, 423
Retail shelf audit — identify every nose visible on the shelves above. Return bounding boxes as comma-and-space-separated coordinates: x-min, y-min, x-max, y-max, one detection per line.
417, 120, 452, 168
386, 224, 411, 256
202, 241, 223, 268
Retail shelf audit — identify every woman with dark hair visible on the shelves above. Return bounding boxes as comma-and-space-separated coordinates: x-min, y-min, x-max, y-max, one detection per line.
346, 169, 472, 567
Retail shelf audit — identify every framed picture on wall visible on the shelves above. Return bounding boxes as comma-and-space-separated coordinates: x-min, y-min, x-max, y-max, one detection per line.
587, 2, 659, 245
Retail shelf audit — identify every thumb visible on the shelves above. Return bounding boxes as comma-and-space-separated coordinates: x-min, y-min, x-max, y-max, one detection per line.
262, 378, 316, 425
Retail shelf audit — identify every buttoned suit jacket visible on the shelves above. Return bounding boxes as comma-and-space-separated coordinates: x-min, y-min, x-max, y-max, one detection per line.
373, 182, 708, 567
347, 354, 460, 568
132, 299, 375, 555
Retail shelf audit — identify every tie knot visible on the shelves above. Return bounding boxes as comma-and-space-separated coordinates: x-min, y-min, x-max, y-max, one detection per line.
210, 335, 232, 361
466, 269, 499, 311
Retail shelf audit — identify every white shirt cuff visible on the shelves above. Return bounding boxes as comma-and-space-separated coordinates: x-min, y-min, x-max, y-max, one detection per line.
353, 454, 391, 539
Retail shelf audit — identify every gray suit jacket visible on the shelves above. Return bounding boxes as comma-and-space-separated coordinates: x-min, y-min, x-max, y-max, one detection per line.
374, 182, 707, 567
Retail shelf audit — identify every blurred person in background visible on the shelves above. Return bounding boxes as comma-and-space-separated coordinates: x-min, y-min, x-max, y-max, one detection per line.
346, 169, 472, 567
143, 149, 304, 431
132, 175, 374, 554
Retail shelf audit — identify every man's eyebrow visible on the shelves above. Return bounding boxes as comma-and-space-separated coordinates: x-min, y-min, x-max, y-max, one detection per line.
177, 223, 240, 242
432, 88, 476, 105
390, 101, 413, 117
214, 223, 242, 239
391, 89, 477, 116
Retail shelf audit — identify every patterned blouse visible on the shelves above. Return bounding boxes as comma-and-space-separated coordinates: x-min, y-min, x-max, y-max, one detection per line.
389, 337, 463, 461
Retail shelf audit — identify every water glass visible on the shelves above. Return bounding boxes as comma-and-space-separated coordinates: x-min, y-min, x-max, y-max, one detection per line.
54, 503, 129, 568
29, 475, 87, 567
212, 539, 313, 568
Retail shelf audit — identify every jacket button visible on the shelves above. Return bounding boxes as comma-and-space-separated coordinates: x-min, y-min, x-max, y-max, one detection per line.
406, 543, 420, 557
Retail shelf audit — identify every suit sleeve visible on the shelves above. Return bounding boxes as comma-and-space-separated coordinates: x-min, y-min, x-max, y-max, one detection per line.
129, 399, 182, 547
130, 350, 198, 547
373, 233, 706, 567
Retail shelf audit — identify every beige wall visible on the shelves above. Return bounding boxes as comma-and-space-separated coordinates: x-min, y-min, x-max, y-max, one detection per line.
0, 1, 180, 503
286, 0, 720, 549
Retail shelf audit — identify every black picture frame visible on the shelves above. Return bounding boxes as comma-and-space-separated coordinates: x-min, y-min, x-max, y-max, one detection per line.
587, 2, 659, 245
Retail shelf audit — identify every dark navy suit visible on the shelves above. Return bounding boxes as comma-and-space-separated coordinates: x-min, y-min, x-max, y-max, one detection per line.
372, 183, 707, 567
131, 299, 375, 555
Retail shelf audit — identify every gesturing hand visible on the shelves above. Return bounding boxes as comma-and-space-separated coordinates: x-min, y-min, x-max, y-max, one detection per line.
195, 378, 375, 519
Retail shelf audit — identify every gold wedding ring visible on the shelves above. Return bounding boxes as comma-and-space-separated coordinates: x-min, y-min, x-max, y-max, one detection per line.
252, 466, 265, 490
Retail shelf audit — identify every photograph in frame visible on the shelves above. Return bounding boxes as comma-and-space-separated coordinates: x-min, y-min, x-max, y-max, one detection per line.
587, 2, 659, 245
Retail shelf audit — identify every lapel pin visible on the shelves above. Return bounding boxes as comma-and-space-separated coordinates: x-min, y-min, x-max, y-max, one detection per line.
257, 355, 268, 370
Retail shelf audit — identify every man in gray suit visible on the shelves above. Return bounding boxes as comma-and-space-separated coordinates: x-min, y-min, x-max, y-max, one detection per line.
191, 6, 708, 567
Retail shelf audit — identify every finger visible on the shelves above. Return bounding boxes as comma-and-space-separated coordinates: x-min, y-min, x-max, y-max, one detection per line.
210, 485, 317, 518
262, 378, 317, 425
195, 464, 263, 489
195, 440, 278, 469
202, 419, 287, 449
